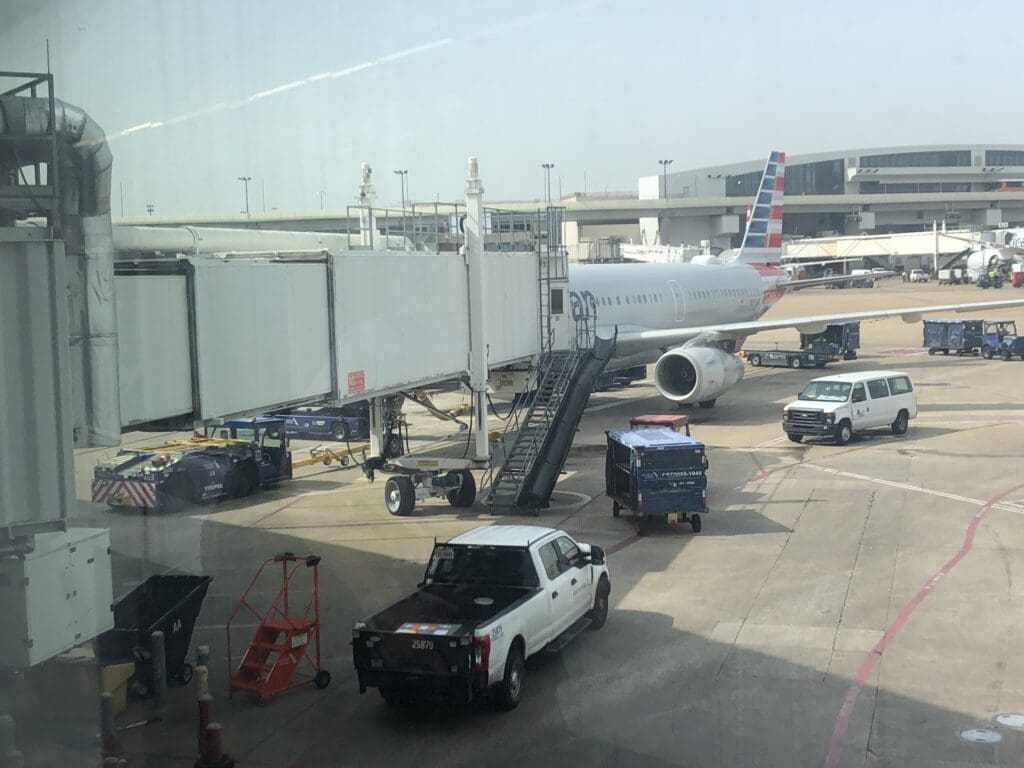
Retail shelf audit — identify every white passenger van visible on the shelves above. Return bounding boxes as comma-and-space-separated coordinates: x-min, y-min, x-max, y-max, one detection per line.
782, 371, 917, 445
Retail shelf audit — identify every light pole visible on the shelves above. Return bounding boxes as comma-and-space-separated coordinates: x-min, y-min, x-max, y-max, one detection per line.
393, 169, 408, 210
658, 159, 673, 199
145, 203, 154, 216
237, 176, 252, 217
541, 163, 555, 203
318, 190, 325, 210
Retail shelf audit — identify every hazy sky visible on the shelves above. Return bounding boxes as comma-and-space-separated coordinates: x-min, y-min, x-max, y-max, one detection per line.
4, 0, 1021, 216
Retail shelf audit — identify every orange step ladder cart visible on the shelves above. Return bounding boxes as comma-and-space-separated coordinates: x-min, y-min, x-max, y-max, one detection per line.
227, 553, 330, 702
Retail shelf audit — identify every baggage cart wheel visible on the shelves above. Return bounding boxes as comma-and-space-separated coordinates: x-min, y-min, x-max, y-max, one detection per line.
612, 501, 621, 518
689, 513, 702, 533
314, 670, 331, 690
177, 662, 194, 685
983, 345, 994, 359
384, 476, 415, 516
927, 348, 936, 355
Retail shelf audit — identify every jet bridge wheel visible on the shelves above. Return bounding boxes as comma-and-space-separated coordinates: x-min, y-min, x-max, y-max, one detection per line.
384, 475, 415, 516
446, 469, 477, 508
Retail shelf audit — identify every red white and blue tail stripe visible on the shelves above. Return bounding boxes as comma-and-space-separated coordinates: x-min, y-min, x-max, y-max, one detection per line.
735, 150, 785, 264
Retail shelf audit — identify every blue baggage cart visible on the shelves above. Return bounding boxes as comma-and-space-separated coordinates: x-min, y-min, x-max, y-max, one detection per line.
605, 427, 709, 534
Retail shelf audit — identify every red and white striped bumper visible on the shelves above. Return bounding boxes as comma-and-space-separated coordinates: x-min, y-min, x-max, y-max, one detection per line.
92, 479, 159, 508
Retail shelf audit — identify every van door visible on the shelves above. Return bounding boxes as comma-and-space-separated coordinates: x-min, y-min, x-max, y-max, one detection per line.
865, 379, 894, 427
849, 383, 872, 431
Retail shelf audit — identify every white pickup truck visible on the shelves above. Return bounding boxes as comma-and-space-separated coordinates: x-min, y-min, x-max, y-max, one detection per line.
352, 525, 611, 710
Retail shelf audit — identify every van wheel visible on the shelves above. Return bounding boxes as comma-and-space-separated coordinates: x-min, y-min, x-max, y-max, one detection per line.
835, 420, 853, 445
891, 410, 909, 436
787, 433, 803, 443
790, 357, 803, 369
495, 645, 524, 711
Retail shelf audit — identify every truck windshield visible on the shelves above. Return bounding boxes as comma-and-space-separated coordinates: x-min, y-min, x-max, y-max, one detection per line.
799, 381, 852, 402
426, 545, 539, 588
640, 448, 704, 470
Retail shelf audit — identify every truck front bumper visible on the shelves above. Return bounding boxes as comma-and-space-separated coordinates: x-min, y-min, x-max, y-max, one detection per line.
783, 420, 836, 437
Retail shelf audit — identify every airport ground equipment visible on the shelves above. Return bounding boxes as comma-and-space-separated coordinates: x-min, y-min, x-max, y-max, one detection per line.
629, 414, 691, 437
981, 320, 1019, 359
923, 319, 983, 356
227, 553, 329, 702
270, 404, 370, 442
96, 575, 212, 696
1013, 264, 1024, 288
352, 526, 609, 708
741, 346, 832, 369
91, 417, 292, 512
605, 427, 709, 534
800, 322, 860, 361
938, 268, 966, 285
595, 365, 647, 391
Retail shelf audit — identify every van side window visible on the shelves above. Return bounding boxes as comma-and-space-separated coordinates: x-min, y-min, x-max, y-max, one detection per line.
887, 376, 913, 394
851, 383, 867, 403
867, 379, 890, 398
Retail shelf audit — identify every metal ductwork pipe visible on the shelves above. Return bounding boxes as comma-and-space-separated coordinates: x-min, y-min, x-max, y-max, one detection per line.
0, 95, 120, 447
113, 225, 359, 255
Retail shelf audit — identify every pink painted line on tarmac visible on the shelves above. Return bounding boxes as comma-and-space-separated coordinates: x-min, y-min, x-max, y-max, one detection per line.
823, 482, 1024, 768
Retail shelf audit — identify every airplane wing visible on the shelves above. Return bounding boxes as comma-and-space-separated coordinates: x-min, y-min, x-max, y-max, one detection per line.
785, 271, 895, 290
612, 298, 1024, 356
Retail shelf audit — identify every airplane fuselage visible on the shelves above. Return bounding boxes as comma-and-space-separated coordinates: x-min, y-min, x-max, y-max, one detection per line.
567, 261, 787, 366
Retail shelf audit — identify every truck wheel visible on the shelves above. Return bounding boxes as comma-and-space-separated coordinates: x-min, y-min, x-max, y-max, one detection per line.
384, 476, 415, 516
331, 421, 350, 441
790, 357, 803, 369
1001, 349, 1012, 361
446, 469, 476, 507
891, 410, 909, 436
698, 399, 716, 409
495, 645, 524, 711
612, 501, 621, 518
162, 474, 196, 513
232, 460, 259, 498
941, 349, 949, 355
982, 345, 994, 360
834, 420, 853, 446
843, 350, 857, 361
749, 354, 762, 367
928, 348, 936, 355
787, 433, 803, 443
588, 577, 610, 630
690, 513, 703, 533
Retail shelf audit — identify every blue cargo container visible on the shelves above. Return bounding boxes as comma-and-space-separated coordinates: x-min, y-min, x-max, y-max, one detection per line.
605, 427, 708, 534
923, 319, 983, 356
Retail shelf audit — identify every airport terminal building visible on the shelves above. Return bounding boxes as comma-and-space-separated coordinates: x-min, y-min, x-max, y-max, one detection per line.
635, 145, 1024, 252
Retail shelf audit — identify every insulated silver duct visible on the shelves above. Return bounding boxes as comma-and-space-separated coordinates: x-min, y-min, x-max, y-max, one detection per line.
113, 224, 413, 255
0, 96, 120, 447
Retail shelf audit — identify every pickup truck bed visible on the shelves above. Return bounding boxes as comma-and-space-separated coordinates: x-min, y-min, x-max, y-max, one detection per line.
366, 583, 539, 631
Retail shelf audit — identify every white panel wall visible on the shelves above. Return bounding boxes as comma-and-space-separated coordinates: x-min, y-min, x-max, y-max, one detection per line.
334, 251, 469, 400
0, 234, 75, 531
483, 252, 540, 366
116, 275, 192, 425
192, 261, 331, 418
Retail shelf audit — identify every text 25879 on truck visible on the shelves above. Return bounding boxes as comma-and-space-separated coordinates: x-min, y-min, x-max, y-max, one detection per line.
352, 526, 611, 710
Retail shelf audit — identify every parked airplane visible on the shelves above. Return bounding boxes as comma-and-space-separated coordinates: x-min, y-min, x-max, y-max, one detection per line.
568, 151, 1024, 408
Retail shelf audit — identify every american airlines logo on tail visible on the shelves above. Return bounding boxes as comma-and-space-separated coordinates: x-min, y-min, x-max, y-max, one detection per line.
736, 150, 785, 265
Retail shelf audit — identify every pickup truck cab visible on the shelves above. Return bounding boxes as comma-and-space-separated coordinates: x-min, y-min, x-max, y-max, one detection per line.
352, 525, 610, 710
782, 371, 917, 445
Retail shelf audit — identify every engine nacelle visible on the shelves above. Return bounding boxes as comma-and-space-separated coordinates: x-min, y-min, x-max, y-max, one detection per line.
653, 346, 745, 404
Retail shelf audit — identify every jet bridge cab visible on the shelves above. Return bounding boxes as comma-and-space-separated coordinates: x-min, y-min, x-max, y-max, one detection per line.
782, 371, 917, 445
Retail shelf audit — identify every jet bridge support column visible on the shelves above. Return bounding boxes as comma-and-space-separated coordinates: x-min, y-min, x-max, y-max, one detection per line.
464, 158, 490, 462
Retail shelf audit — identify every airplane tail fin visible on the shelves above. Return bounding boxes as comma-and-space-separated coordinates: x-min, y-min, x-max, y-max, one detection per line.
730, 150, 785, 265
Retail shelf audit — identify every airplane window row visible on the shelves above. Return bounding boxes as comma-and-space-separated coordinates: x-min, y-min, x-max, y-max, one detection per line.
593, 286, 759, 308
596, 292, 666, 307
688, 287, 758, 300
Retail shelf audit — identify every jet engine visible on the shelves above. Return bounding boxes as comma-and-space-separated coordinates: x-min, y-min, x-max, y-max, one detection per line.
653, 346, 745, 406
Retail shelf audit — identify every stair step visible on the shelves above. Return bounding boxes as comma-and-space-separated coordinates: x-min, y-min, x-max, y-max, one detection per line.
545, 615, 593, 653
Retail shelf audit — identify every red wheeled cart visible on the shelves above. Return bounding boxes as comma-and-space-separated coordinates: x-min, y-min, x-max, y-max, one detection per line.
227, 553, 329, 702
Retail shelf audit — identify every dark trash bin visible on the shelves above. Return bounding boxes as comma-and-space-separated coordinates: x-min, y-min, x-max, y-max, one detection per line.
96, 574, 212, 695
